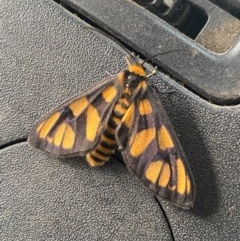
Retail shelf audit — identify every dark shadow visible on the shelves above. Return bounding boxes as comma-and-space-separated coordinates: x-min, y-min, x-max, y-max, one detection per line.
159, 90, 219, 217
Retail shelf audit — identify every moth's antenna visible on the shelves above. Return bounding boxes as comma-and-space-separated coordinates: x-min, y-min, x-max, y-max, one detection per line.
84, 27, 138, 63
142, 48, 196, 65
84, 27, 196, 66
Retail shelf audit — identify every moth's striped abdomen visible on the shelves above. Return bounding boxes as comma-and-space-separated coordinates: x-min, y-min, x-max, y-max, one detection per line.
86, 89, 131, 166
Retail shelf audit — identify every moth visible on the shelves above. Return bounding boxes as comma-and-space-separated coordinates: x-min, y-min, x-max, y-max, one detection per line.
28, 56, 195, 209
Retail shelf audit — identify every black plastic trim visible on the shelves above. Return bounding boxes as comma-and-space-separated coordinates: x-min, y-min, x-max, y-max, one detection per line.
60, 0, 240, 105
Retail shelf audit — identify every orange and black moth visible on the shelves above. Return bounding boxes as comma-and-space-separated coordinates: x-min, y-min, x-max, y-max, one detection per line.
28, 57, 195, 209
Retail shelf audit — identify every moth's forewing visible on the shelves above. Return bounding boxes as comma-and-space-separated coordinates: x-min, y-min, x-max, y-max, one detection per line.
28, 76, 121, 157
116, 86, 195, 209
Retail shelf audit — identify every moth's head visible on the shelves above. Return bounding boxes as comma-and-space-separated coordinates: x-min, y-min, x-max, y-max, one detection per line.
121, 59, 147, 93
119, 56, 154, 93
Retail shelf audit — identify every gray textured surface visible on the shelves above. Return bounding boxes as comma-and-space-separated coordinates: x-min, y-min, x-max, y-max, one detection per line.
1, 0, 240, 240
1, 143, 171, 241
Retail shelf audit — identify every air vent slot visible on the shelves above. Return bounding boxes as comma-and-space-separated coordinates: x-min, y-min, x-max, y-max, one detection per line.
134, 0, 208, 39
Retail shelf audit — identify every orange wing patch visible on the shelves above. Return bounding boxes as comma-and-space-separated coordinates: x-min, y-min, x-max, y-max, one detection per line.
186, 176, 191, 195
102, 86, 117, 102
69, 97, 88, 117
121, 103, 134, 128
62, 125, 75, 149
158, 125, 174, 150
38, 112, 60, 138
54, 123, 67, 146
139, 99, 153, 116
158, 163, 171, 188
86, 105, 100, 141
145, 160, 163, 183
145, 160, 172, 188
36, 121, 45, 133
176, 158, 187, 195
130, 128, 155, 157
48, 123, 76, 149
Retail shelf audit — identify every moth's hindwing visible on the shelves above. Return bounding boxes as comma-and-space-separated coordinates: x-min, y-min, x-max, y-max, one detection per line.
116, 86, 195, 209
28, 76, 121, 157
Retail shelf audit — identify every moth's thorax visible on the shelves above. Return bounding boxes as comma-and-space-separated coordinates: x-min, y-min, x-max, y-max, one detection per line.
128, 63, 146, 77
87, 67, 148, 167
117, 65, 148, 98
